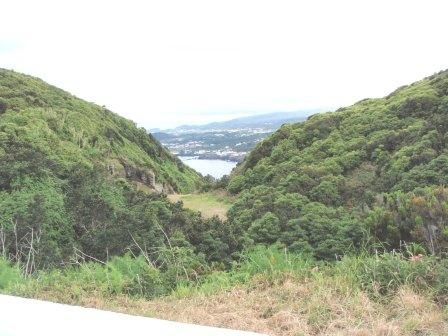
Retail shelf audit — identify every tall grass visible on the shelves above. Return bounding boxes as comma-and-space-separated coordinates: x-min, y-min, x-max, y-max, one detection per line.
0, 258, 23, 290
7, 254, 166, 302
2, 246, 447, 305
235, 245, 314, 281
173, 245, 314, 297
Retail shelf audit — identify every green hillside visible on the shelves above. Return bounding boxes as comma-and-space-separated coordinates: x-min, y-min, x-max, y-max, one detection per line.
0, 69, 234, 271
0, 69, 201, 193
1, 69, 448, 336
227, 70, 448, 258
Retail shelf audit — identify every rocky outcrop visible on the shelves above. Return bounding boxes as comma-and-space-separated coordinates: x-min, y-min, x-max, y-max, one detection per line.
121, 161, 155, 187
108, 160, 174, 194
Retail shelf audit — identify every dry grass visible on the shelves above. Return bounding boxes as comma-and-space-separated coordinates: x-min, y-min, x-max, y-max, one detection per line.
167, 192, 233, 220
36, 277, 448, 336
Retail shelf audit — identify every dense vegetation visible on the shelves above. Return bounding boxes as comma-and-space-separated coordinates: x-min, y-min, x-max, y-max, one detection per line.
0, 69, 237, 272
1, 69, 448, 335
226, 70, 448, 259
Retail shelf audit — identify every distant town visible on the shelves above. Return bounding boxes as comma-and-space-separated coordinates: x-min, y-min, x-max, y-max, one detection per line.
152, 111, 318, 162
154, 128, 273, 162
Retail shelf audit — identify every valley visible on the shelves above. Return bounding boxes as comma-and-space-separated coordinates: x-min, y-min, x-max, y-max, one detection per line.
1, 69, 448, 335
3, 2, 448, 335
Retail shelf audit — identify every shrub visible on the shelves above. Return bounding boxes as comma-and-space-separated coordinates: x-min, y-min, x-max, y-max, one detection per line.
395, 95, 439, 118
10, 255, 167, 300
336, 252, 435, 298
431, 259, 448, 304
0, 98, 8, 114
247, 212, 281, 245
227, 175, 245, 194
0, 258, 23, 290
105, 255, 165, 298
235, 245, 313, 282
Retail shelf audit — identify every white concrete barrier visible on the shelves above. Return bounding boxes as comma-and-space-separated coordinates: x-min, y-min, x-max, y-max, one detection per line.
0, 294, 266, 336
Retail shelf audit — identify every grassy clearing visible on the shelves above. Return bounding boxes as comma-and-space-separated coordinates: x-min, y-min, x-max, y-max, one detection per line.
168, 191, 233, 219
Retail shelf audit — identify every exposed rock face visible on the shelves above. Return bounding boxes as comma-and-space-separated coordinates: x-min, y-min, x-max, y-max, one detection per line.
113, 160, 173, 194
122, 162, 155, 187
162, 183, 175, 194
154, 183, 164, 193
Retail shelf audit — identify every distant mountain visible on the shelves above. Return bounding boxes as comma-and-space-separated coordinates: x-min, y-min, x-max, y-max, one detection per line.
152, 110, 324, 133
152, 110, 324, 162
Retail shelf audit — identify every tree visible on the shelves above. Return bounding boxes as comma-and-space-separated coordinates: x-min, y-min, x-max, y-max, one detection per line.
247, 212, 280, 245
310, 179, 341, 206
227, 175, 245, 194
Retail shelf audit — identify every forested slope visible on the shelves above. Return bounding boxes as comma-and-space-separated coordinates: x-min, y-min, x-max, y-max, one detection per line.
0, 69, 234, 272
227, 70, 448, 258
0, 69, 201, 193
1, 69, 448, 336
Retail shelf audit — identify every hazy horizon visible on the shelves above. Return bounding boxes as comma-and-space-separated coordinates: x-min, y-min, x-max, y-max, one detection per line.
148, 108, 328, 131
1, 0, 448, 128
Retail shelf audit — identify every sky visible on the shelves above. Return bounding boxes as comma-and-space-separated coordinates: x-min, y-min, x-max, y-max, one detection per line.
1, 0, 448, 129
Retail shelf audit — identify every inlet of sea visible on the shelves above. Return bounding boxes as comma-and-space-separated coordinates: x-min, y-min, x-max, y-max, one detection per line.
179, 156, 237, 179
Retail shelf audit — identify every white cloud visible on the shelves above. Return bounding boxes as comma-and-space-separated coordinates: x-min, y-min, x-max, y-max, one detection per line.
1, 0, 448, 128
